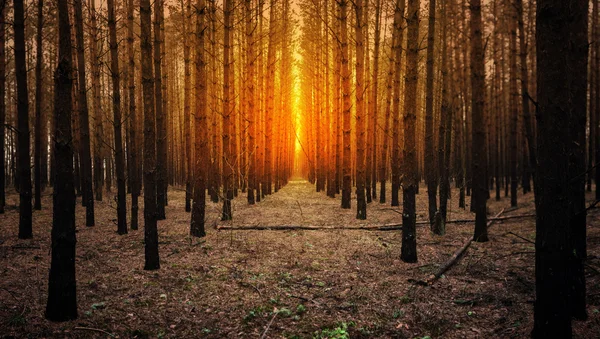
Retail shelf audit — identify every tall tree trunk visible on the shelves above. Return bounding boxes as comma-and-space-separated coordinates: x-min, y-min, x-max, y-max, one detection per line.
45, 0, 77, 321
15, 0, 32, 239
74, 0, 95, 226
391, 0, 406, 207
424, 0, 437, 225
108, 0, 127, 235
183, 0, 192, 212
141, 0, 160, 270
154, 0, 167, 220
509, 5, 518, 207
470, 0, 488, 242
90, 0, 104, 202
434, 0, 450, 236
191, 0, 208, 237
340, 0, 351, 209
400, 0, 419, 263
128, 0, 139, 230
34, 0, 44, 211
0, 4, 4, 215
355, 0, 366, 219
246, 0, 256, 205
534, 0, 589, 335
222, 0, 234, 220
369, 0, 382, 202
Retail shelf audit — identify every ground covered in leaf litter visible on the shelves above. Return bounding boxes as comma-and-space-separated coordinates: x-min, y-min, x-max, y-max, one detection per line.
1, 180, 600, 338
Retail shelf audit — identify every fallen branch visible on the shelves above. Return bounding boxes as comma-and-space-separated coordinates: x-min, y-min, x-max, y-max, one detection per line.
11, 244, 41, 250
260, 312, 278, 339
425, 208, 506, 285
216, 212, 532, 231
505, 231, 534, 244
73, 327, 115, 337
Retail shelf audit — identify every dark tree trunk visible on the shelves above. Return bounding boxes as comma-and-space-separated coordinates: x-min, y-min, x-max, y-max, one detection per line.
191, 0, 207, 238
127, 0, 139, 230
0, 3, 4, 215
509, 6, 518, 207
533, 0, 588, 336
183, 0, 192, 212
424, 0, 437, 225
141, 0, 160, 270
470, 0, 488, 242
390, 0, 406, 207
108, 0, 127, 235
400, 0, 419, 263
222, 0, 233, 220
154, 0, 167, 220
34, 0, 43, 211
74, 0, 95, 227
45, 0, 77, 321
15, 0, 32, 239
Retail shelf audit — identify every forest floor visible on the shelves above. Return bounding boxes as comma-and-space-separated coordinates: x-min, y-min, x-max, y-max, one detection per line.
1, 180, 600, 338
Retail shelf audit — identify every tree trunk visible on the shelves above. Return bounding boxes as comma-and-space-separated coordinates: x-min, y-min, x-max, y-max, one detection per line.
533, 0, 589, 335
191, 0, 208, 238
141, 0, 160, 270
183, 0, 192, 212
509, 5, 518, 207
0, 4, 4, 215
391, 0, 406, 207
424, 0, 437, 225
400, 0, 419, 263
74, 0, 95, 226
45, 0, 77, 321
127, 0, 139, 230
108, 0, 127, 235
34, 0, 44, 211
355, 0, 366, 219
222, 0, 234, 220
340, 0, 351, 209
154, 0, 167, 220
470, 0, 488, 242
15, 0, 32, 239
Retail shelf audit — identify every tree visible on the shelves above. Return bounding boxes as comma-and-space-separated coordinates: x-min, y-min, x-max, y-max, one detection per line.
400, 0, 419, 263
155, 0, 167, 220
390, 0, 406, 207
183, 0, 192, 212
354, 0, 366, 219
46, 0, 77, 321
533, 0, 589, 336
470, 0, 488, 242
0, 2, 4, 215
90, 0, 104, 202
424, 0, 437, 225
15, 0, 32, 239
191, 0, 208, 238
246, 0, 257, 205
34, 0, 44, 211
108, 0, 127, 235
340, 0, 351, 209
509, 3, 518, 207
141, 0, 160, 270
127, 0, 140, 230
222, 0, 234, 220
74, 0, 95, 227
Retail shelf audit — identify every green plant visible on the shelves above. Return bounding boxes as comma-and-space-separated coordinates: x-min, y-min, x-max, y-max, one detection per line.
244, 306, 264, 322
296, 304, 306, 314
393, 309, 404, 319
313, 322, 354, 339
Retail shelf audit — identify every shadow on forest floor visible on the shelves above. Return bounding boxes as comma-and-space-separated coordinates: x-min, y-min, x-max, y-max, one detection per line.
1, 180, 600, 338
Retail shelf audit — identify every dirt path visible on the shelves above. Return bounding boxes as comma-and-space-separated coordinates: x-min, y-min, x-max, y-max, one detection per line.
1, 182, 599, 338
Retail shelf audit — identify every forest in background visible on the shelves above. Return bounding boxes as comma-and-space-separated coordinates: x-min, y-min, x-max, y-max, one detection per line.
0, 0, 598, 337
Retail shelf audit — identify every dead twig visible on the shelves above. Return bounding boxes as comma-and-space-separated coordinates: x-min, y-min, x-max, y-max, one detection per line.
423, 208, 506, 285
260, 311, 277, 339
505, 232, 534, 244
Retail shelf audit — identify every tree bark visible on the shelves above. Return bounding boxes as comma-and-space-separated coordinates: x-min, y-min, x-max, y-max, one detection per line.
154, 0, 167, 220
355, 0, 366, 219
340, 0, 351, 209
401, 0, 419, 263
470, 0, 488, 242
108, 0, 127, 235
0, 3, 4, 215
34, 0, 44, 211
191, 0, 208, 238
127, 0, 139, 230
141, 0, 160, 270
15, 0, 32, 239
424, 0, 437, 225
46, 0, 77, 321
